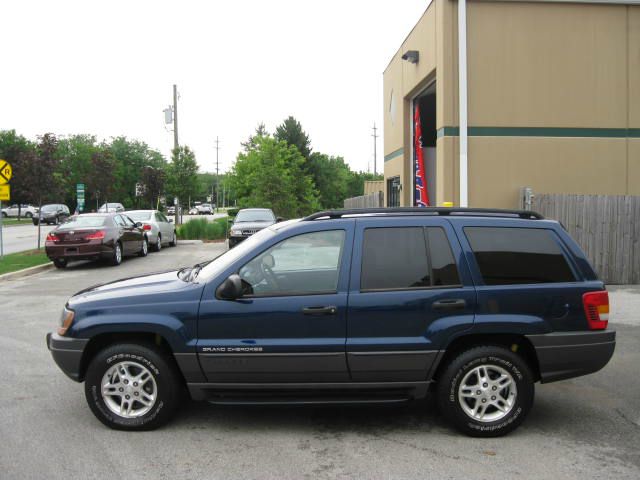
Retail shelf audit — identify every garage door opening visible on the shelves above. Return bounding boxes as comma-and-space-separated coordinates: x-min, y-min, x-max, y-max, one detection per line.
413, 83, 436, 206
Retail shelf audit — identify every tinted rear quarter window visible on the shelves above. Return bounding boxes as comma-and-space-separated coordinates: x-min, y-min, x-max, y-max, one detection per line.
464, 227, 576, 285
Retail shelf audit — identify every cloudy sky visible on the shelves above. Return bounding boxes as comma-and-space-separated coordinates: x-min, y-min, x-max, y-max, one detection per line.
3, 0, 428, 174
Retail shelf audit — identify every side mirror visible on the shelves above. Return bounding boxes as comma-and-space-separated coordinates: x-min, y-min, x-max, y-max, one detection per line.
276, 217, 284, 223
216, 274, 243, 300
136, 222, 143, 227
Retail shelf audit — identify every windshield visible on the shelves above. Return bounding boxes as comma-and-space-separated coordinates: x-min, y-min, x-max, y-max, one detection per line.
41, 205, 58, 212
195, 227, 276, 282
60, 216, 108, 228
127, 211, 152, 221
235, 210, 275, 223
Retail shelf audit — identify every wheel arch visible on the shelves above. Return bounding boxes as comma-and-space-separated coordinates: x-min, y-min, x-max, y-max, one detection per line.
431, 333, 541, 384
78, 332, 186, 385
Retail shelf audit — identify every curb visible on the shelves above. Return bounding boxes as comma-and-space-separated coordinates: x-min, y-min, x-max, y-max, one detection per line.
176, 240, 203, 245
0, 262, 54, 282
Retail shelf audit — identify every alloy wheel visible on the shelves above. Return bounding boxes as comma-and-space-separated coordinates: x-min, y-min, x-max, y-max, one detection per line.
457, 364, 518, 422
100, 361, 157, 418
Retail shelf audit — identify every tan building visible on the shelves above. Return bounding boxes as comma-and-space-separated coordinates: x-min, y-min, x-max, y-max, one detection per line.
383, 0, 640, 208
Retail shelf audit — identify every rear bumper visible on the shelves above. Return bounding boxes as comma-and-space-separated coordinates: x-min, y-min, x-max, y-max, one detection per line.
46, 241, 112, 260
526, 330, 616, 383
46, 332, 88, 382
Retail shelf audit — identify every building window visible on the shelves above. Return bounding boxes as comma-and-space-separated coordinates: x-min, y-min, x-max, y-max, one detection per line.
387, 176, 400, 207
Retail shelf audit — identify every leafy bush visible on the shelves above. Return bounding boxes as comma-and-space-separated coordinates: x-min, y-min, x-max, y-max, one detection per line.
227, 208, 240, 218
177, 217, 227, 240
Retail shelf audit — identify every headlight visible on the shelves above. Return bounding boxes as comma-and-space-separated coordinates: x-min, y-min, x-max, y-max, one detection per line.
58, 306, 75, 336
230, 229, 242, 236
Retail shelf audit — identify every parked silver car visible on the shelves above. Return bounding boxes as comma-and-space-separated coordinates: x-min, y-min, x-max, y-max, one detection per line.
126, 210, 177, 251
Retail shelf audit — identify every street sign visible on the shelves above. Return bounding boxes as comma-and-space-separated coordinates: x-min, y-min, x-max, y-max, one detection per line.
76, 183, 85, 212
207, 195, 212, 202
0, 160, 12, 185
0, 184, 9, 201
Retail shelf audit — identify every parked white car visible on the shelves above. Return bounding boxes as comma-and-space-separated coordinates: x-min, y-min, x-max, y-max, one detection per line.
126, 210, 177, 251
98, 202, 125, 213
197, 203, 213, 215
1, 204, 39, 218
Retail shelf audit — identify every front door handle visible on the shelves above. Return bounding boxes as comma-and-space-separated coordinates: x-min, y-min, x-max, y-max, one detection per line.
432, 299, 467, 312
302, 306, 337, 316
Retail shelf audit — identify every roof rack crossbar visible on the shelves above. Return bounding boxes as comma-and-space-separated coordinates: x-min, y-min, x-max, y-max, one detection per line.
302, 207, 544, 221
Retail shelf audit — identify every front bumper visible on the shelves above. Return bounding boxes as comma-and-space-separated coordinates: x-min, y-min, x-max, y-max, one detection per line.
526, 330, 616, 383
46, 332, 89, 382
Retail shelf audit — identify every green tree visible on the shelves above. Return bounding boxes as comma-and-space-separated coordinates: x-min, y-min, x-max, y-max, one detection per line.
56, 135, 100, 209
87, 148, 116, 211
307, 153, 352, 209
229, 137, 319, 218
140, 165, 166, 210
241, 122, 269, 152
274, 116, 311, 160
166, 146, 199, 213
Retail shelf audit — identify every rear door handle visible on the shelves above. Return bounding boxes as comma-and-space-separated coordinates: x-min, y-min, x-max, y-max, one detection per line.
432, 299, 467, 312
302, 306, 337, 316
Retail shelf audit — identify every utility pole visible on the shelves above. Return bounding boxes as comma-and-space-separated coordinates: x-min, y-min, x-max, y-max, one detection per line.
172, 84, 181, 224
173, 84, 179, 152
372, 122, 379, 175
214, 137, 220, 213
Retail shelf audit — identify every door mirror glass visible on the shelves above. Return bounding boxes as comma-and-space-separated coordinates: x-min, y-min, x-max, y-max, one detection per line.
276, 217, 284, 223
135, 222, 143, 228
216, 274, 243, 300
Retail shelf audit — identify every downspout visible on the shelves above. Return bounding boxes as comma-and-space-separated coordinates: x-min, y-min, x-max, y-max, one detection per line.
458, 0, 469, 207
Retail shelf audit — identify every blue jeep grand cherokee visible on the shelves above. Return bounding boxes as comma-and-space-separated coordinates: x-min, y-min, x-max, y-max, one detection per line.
47, 207, 615, 437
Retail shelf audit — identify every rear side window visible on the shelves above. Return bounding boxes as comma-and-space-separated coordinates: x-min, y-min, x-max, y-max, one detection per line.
464, 227, 576, 285
360, 227, 460, 291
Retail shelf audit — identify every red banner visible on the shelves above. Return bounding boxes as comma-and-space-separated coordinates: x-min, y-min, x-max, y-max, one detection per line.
414, 104, 430, 207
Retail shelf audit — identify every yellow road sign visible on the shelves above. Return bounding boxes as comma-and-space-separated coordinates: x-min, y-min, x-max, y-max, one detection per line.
0, 184, 9, 201
0, 160, 12, 185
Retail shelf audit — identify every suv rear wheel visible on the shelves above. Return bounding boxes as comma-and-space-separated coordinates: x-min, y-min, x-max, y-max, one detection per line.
84, 343, 182, 431
436, 345, 534, 437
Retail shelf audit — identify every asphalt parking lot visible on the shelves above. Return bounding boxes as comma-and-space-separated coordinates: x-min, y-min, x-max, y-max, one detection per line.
0, 243, 638, 480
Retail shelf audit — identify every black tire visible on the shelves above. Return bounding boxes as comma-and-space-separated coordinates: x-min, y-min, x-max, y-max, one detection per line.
169, 231, 177, 247
436, 346, 535, 437
138, 237, 149, 257
111, 242, 123, 266
152, 234, 162, 252
53, 258, 67, 269
1, 212, 7, 218
84, 343, 183, 431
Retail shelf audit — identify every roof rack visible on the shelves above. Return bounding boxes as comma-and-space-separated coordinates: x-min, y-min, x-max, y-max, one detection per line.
302, 207, 544, 221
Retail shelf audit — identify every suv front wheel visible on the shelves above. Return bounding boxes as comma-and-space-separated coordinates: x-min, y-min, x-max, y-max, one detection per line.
84, 343, 182, 431
436, 345, 535, 437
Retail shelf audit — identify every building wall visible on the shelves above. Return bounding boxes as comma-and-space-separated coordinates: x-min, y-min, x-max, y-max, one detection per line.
384, 1, 640, 208
363, 180, 384, 195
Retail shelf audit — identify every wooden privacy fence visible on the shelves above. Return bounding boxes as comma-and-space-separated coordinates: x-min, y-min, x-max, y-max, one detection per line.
533, 194, 640, 284
344, 191, 384, 209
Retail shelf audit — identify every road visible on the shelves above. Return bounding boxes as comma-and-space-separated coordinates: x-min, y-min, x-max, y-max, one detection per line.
0, 213, 227, 255
0, 245, 638, 480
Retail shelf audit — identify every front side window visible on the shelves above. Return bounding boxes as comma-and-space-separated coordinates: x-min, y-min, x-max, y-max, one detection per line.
239, 230, 345, 296
464, 227, 576, 285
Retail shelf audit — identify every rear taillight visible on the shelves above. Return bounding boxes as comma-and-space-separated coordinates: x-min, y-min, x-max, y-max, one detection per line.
143, 224, 152, 231
46, 233, 59, 242
85, 230, 105, 240
582, 291, 609, 330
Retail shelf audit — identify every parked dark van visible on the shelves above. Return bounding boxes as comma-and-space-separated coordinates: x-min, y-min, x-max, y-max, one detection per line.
46, 208, 615, 436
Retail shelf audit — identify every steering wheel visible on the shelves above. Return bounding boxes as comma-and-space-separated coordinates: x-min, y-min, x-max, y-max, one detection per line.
260, 262, 280, 290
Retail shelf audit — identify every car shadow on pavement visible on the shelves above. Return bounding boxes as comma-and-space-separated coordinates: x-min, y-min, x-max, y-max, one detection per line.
171, 397, 452, 436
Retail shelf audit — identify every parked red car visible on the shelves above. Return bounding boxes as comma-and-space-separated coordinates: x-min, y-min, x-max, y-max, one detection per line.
45, 213, 148, 268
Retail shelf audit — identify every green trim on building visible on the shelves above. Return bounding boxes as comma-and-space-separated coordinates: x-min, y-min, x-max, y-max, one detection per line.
436, 126, 640, 139
384, 147, 404, 162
